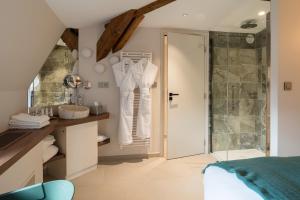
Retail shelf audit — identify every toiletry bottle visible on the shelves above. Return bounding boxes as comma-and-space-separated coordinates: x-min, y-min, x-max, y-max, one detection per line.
49, 107, 54, 118
41, 108, 45, 116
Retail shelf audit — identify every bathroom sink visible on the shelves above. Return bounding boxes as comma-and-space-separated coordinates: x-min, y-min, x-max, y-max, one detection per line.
58, 105, 90, 120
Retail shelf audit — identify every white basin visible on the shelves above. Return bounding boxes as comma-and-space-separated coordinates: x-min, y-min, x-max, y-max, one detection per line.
58, 105, 90, 120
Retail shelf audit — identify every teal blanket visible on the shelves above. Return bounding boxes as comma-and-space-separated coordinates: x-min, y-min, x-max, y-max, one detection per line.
204, 157, 300, 200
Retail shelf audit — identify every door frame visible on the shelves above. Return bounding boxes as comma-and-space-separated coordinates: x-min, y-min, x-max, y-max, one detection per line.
160, 29, 210, 158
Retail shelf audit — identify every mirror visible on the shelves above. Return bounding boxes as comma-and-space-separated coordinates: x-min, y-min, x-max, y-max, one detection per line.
28, 28, 79, 108
63, 75, 82, 88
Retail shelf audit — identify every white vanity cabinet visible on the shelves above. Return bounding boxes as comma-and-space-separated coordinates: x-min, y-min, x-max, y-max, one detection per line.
0, 143, 43, 194
47, 121, 98, 180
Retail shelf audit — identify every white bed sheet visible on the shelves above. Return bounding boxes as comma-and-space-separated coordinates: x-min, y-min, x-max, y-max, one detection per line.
204, 166, 263, 200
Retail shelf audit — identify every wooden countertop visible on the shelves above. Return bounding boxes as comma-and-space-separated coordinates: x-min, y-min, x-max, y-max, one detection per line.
0, 113, 109, 175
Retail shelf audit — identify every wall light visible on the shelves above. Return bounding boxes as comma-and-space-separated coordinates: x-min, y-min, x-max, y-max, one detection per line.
109, 56, 120, 65
94, 62, 106, 74
80, 48, 93, 58
258, 11, 266, 16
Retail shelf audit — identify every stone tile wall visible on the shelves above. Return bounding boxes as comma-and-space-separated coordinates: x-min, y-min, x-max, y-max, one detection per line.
31, 45, 75, 107
210, 31, 268, 152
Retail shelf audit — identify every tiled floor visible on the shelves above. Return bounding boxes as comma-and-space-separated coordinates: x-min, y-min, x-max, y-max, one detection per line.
212, 149, 265, 161
72, 155, 216, 200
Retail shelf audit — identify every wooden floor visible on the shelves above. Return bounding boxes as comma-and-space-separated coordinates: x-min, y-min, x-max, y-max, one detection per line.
72, 155, 216, 200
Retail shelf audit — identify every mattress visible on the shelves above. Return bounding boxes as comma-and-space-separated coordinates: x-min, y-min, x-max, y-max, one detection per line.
204, 166, 263, 200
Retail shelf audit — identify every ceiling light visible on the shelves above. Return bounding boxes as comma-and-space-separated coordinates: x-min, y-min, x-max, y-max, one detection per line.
182, 13, 189, 17
258, 11, 266, 16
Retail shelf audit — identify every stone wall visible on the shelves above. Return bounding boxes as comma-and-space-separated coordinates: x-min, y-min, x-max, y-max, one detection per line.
210, 31, 268, 152
31, 45, 75, 107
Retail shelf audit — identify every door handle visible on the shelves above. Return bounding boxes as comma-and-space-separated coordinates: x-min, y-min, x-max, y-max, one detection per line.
169, 93, 179, 96
169, 92, 179, 101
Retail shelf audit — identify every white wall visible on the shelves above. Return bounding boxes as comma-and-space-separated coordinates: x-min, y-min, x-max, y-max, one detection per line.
79, 26, 162, 156
0, 91, 27, 132
271, 0, 300, 156
0, 0, 65, 131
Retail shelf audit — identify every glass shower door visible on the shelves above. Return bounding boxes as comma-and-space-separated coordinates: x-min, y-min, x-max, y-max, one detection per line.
210, 28, 269, 161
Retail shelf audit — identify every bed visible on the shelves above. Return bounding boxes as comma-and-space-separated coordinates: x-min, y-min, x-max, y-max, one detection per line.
203, 157, 300, 200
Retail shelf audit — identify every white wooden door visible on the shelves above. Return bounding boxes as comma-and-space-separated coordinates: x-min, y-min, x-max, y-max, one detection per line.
167, 32, 206, 159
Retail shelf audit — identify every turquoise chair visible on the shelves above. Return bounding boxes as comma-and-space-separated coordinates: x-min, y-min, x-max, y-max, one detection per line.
0, 180, 74, 200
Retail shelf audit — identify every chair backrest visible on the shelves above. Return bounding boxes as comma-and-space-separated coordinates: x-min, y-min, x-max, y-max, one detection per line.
0, 180, 74, 200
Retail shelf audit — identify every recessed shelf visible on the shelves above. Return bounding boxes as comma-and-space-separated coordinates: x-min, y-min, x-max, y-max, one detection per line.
98, 138, 110, 146
44, 153, 65, 165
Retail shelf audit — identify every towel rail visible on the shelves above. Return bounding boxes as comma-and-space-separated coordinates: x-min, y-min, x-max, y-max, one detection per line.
120, 51, 152, 149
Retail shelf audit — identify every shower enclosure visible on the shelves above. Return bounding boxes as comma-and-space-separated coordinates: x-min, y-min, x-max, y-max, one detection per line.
209, 15, 270, 161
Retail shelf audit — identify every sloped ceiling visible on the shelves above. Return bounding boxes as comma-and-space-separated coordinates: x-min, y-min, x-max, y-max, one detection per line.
46, 0, 270, 32
0, 0, 65, 131
0, 0, 65, 91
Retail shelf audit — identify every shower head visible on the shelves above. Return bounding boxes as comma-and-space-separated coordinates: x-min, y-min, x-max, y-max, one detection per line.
240, 19, 258, 29
246, 34, 255, 44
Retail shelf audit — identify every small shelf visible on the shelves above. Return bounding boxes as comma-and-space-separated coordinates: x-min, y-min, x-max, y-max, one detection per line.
44, 153, 65, 165
98, 138, 110, 146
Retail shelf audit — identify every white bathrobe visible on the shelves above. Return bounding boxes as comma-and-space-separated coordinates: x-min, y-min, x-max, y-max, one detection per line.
132, 58, 158, 139
112, 58, 136, 145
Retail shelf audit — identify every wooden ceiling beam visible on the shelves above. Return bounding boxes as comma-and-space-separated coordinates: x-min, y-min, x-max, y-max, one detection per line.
113, 15, 145, 53
136, 0, 176, 17
96, 0, 176, 61
97, 10, 136, 61
61, 28, 78, 51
